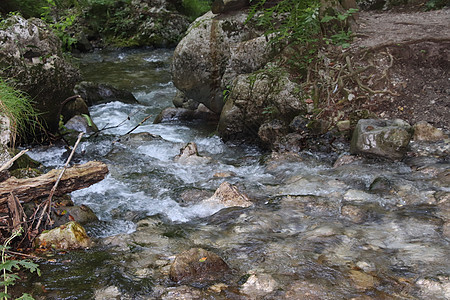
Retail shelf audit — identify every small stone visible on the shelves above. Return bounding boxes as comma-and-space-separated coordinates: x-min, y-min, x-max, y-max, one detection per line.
337, 120, 351, 132
240, 273, 278, 298
213, 171, 236, 178
349, 269, 378, 291
94, 286, 121, 300
208, 283, 228, 293
341, 205, 366, 223
413, 121, 448, 142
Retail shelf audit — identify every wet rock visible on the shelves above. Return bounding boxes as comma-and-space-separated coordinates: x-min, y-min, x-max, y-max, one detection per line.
258, 119, 288, 146
350, 119, 412, 160
169, 248, 230, 284
413, 121, 448, 142
341, 205, 366, 224
284, 281, 331, 299
443, 222, 450, 239
74, 81, 138, 106
58, 205, 99, 225
408, 139, 450, 158
240, 273, 278, 299
349, 269, 378, 291
94, 286, 121, 300
161, 285, 202, 300
35, 221, 92, 250
121, 132, 162, 144
333, 154, 362, 168
64, 114, 99, 135
218, 67, 306, 143
172, 10, 270, 114
205, 181, 252, 208
212, 0, 250, 14
172, 91, 199, 110
174, 142, 212, 164
416, 276, 450, 300
61, 96, 90, 123
213, 171, 236, 178
154, 104, 218, 124
369, 176, 393, 194
344, 189, 377, 203
179, 189, 213, 206
0, 15, 81, 133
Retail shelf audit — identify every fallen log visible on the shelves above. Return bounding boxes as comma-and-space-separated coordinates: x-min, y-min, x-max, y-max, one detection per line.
0, 161, 108, 204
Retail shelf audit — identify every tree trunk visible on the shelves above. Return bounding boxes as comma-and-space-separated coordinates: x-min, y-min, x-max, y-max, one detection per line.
0, 161, 108, 204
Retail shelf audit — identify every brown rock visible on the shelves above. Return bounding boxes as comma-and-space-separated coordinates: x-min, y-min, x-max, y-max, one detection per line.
169, 248, 230, 283
204, 181, 252, 208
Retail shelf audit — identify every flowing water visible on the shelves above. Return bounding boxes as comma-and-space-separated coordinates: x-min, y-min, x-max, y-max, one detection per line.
23, 49, 449, 299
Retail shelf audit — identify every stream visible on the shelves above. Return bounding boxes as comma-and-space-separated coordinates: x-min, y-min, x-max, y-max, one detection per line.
23, 48, 449, 299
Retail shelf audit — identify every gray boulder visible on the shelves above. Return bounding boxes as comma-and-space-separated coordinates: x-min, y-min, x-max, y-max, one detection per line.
0, 15, 81, 133
350, 119, 412, 160
74, 81, 138, 106
218, 66, 306, 143
172, 10, 271, 114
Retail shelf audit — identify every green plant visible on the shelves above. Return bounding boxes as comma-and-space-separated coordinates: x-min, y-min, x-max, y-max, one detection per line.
0, 227, 41, 300
425, 0, 448, 10
182, 0, 212, 21
41, 0, 79, 51
321, 8, 358, 48
0, 77, 43, 145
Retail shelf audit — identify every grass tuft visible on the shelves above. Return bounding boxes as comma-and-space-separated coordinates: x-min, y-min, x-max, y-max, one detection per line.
0, 77, 42, 145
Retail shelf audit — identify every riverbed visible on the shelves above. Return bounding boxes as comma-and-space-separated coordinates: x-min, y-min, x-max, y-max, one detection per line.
24, 48, 449, 299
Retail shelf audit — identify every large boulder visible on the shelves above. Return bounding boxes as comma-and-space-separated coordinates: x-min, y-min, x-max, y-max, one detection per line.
350, 119, 413, 160
218, 66, 306, 144
172, 10, 271, 114
169, 248, 230, 284
0, 15, 81, 133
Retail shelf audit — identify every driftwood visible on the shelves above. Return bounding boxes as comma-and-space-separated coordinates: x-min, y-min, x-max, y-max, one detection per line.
0, 161, 108, 205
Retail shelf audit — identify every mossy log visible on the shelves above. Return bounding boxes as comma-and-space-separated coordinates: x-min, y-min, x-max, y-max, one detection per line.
0, 161, 108, 204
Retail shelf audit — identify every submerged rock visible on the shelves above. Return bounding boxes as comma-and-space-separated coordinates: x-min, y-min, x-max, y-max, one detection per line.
350, 119, 412, 160
205, 181, 252, 208
35, 221, 92, 250
169, 248, 230, 284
